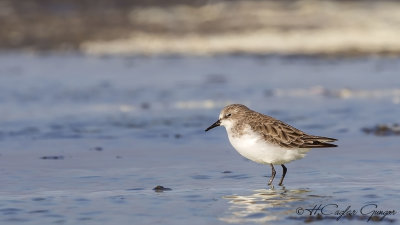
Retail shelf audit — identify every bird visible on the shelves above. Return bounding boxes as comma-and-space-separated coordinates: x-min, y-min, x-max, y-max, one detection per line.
205, 104, 337, 186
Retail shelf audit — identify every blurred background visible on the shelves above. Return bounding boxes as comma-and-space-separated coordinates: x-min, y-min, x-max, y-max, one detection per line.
0, 1, 400, 225
1, 0, 400, 55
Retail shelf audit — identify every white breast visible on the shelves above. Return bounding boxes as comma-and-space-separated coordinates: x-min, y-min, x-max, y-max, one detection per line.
224, 124, 310, 165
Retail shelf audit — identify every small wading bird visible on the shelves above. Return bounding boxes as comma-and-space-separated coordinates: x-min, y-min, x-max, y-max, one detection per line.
205, 104, 337, 186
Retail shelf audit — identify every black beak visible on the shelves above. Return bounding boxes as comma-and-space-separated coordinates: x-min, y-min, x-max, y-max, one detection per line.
205, 119, 221, 132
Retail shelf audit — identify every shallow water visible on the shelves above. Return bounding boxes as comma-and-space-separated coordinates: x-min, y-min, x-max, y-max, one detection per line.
0, 54, 399, 224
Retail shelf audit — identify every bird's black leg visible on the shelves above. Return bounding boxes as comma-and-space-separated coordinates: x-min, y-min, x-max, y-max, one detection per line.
279, 164, 287, 186
268, 164, 276, 186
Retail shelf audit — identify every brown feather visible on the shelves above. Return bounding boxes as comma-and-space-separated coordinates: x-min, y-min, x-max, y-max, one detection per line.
220, 104, 338, 149
246, 112, 337, 149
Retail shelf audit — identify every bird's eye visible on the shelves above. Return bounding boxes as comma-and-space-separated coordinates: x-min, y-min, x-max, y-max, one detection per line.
226, 113, 232, 117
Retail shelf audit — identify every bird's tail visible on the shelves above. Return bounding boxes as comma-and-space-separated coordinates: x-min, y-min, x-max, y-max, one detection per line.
300, 136, 338, 148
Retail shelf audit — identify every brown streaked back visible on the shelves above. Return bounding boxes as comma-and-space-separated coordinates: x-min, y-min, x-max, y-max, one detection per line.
227, 105, 338, 149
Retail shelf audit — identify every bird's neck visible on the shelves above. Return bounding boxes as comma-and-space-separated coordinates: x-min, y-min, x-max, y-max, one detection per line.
225, 119, 248, 138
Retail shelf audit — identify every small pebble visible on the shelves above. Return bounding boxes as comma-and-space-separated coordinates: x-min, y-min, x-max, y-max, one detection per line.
153, 185, 172, 192
362, 123, 400, 136
41, 156, 64, 160
92, 147, 103, 151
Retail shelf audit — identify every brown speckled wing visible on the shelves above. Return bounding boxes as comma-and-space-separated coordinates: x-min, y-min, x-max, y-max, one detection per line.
249, 114, 337, 149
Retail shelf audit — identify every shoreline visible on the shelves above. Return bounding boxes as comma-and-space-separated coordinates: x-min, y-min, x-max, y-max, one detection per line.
2, 0, 400, 56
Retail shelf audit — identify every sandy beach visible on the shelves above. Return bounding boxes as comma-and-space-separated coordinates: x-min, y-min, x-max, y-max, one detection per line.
0, 54, 399, 224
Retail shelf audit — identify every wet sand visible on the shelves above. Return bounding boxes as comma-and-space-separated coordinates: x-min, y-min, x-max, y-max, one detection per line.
0, 53, 399, 224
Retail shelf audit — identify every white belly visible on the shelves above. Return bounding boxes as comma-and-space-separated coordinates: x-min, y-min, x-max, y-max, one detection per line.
226, 129, 310, 165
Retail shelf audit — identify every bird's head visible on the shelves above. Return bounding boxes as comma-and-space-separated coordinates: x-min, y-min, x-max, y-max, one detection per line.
205, 104, 249, 132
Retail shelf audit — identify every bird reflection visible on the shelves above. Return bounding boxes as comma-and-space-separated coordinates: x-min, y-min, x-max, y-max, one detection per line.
220, 187, 326, 223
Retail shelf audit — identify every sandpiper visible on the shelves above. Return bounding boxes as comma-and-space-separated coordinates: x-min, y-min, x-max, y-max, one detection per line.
205, 104, 337, 186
